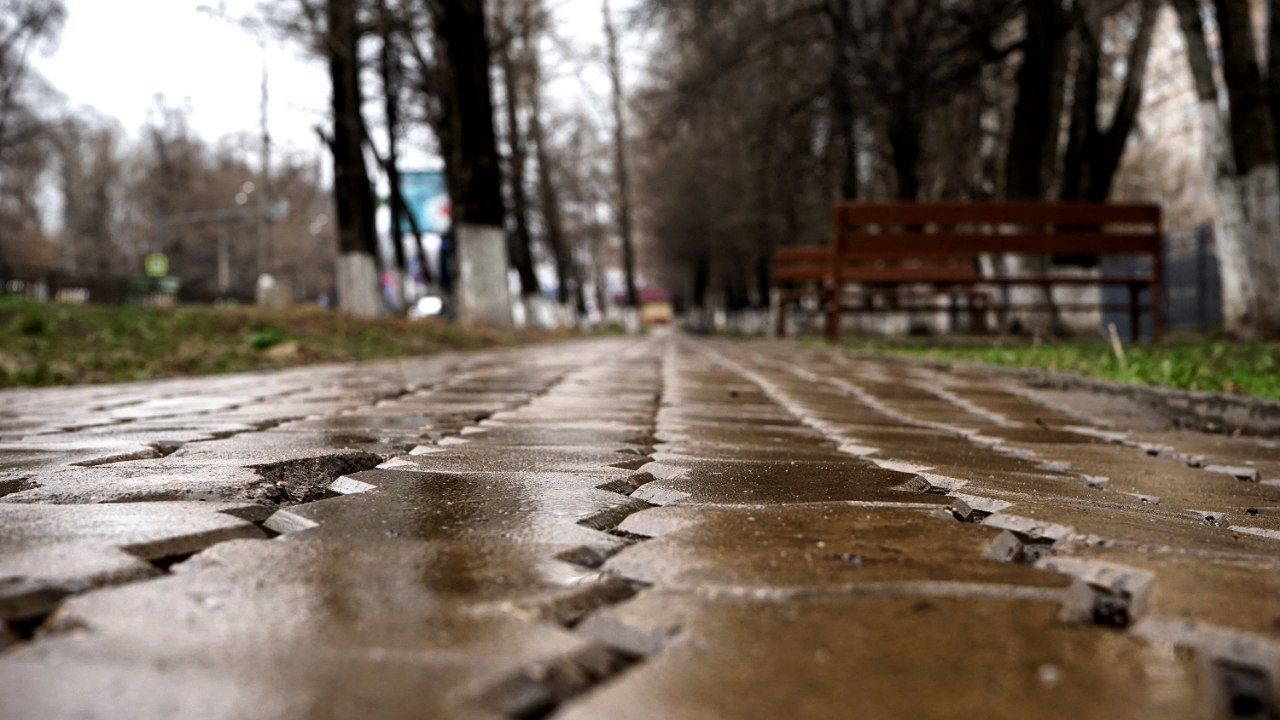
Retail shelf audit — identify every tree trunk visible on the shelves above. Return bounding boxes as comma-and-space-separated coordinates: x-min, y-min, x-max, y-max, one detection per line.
1060, 1, 1100, 202
496, 1, 540, 298
886, 97, 921, 201
1004, 0, 1068, 200
1269, 0, 1280, 166
434, 0, 513, 327
1173, 0, 1280, 337
604, 0, 639, 308
1003, 0, 1070, 334
826, 0, 858, 200
527, 31, 575, 307
377, 0, 408, 304
1213, 0, 1280, 336
1085, 0, 1158, 202
327, 0, 382, 317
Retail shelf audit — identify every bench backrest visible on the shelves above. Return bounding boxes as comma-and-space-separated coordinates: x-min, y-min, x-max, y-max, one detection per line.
835, 202, 1161, 260
774, 246, 833, 282
774, 202, 1162, 287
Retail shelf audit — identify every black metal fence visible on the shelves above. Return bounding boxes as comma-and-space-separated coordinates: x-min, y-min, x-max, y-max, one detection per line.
1103, 224, 1220, 339
1, 264, 131, 304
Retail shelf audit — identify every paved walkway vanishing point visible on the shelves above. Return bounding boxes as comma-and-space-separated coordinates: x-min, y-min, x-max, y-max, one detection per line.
4, 335, 1280, 719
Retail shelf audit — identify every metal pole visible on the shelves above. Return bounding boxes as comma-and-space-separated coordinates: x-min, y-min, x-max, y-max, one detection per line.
257, 43, 272, 278
217, 226, 231, 295
1196, 225, 1208, 331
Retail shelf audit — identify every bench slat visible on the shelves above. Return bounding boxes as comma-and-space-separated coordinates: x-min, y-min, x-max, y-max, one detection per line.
836, 267, 981, 283
774, 247, 833, 262
837, 202, 1160, 226
774, 270, 832, 281
836, 233, 1160, 257
838, 275, 1153, 286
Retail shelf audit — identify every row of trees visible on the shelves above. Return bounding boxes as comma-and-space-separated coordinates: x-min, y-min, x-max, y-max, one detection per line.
1, 0, 636, 323
1, 99, 338, 302
284, 0, 640, 323
53, 105, 338, 300
0, 0, 338, 302
634, 0, 1280, 338
0, 0, 67, 271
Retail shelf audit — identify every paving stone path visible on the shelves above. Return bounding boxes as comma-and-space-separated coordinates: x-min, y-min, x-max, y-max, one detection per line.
4, 336, 1280, 718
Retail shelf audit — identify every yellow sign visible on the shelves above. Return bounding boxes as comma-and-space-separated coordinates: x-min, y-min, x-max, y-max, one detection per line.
144, 253, 169, 278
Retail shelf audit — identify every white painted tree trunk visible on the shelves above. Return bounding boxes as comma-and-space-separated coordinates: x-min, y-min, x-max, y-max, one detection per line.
1193, 99, 1280, 337
456, 223, 514, 329
1197, 99, 1254, 333
1238, 166, 1280, 336
336, 251, 384, 318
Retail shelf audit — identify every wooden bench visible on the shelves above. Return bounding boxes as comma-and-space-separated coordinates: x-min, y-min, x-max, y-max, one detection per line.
773, 202, 1163, 342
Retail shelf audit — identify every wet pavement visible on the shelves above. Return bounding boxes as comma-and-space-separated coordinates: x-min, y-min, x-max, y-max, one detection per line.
3, 336, 1280, 718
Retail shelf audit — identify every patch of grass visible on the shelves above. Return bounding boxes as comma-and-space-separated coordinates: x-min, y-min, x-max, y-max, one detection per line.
830, 334, 1280, 400
247, 326, 288, 350
0, 297, 574, 388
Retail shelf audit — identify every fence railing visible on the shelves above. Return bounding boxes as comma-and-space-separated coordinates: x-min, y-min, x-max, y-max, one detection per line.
1103, 224, 1219, 338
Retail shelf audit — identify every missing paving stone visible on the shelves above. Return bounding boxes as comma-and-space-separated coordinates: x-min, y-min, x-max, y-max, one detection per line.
608, 457, 651, 472
64, 439, 189, 468
1212, 660, 1277, 720
2, 608, 54, 644
0, 476, 36, 498
480, 643, 642, 720
140, 550, 199, 573
577, 500, 656, 534
524, 576, 642, 629
593, 472, 654, 497
555, 545, 613, 570
249, 451, 383, 505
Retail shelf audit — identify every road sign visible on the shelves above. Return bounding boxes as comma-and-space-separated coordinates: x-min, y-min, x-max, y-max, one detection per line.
399, 170, 451, 235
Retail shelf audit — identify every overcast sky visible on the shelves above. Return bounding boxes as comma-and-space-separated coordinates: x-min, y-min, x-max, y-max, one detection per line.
33, 0, 646, 162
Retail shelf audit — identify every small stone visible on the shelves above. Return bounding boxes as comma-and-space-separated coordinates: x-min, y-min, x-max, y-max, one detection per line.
1204, 464, 1262, 482
1037, 663, 1062, 689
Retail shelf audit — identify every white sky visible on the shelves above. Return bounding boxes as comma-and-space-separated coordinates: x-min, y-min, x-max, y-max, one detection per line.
33, 0, 648, 162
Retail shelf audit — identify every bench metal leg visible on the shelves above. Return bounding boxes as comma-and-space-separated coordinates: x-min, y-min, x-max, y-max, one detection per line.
969, 293, 989, 334
773, 289, 786, 338
825, 284, 843, 343
1128, 283, 1141, 344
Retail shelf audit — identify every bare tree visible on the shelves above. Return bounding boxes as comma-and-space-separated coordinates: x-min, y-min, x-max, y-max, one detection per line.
524, 1, 577, 308
0, 0, 65, 273
0, 0, 64, 158
604, 0, 639, 307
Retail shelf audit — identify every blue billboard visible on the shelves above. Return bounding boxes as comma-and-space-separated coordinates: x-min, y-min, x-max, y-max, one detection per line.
399, 170, 451, 235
